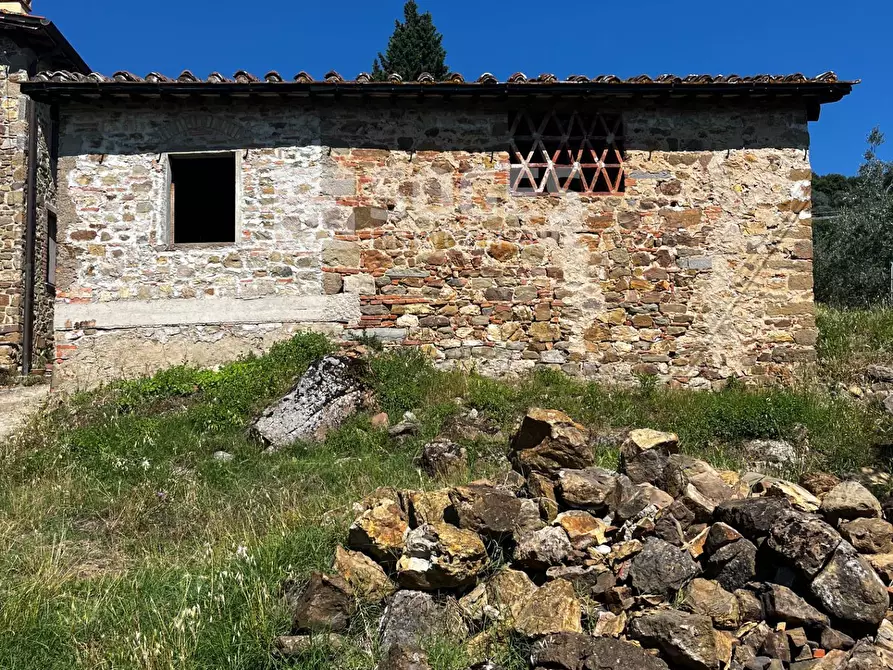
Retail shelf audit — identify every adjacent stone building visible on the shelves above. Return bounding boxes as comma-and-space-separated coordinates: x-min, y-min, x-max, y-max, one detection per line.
0, 2, 87, 378
5, 4, 857, 389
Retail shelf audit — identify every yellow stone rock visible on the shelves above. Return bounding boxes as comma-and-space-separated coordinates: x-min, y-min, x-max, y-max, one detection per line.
459, 567, 538, 623
487, 241, 519, 262
555, 511, 608, 550
591, 610, 627, 637
627, 428, 680, 452
347, 497, 408, 562
429, 231, 456, 249
599, 308, 627, 325
406, 489, 453, 526
529, 322, 560, 343
332, 546, 396, 603
513, 579, 582, 638
397, 523, 487, 589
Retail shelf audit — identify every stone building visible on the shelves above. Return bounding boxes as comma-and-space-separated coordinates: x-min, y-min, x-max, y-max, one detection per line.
0, 1, 87, 378
4, 4, 858, 389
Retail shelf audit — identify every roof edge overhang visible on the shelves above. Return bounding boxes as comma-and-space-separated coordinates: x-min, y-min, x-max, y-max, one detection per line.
0, 13, 89, 73
20, 80, 856, 119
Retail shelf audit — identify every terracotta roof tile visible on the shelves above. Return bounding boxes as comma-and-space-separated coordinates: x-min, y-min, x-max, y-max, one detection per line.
30, 69, 854, 86
22, 70, 857, 112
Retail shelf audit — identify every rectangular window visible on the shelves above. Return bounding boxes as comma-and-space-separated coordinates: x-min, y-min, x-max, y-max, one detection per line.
509, 110, 625, 195
169, 152, 237, 245
46, 210, 57, 288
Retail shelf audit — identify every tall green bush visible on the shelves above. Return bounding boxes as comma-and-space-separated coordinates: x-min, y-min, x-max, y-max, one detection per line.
814, 128, 893, 306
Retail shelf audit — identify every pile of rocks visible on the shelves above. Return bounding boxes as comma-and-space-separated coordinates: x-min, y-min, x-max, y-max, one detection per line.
279, 408, 893, 670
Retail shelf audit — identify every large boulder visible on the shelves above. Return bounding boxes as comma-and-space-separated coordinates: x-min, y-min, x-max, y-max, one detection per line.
333, 546, 396, 603
396, 523, 487, 590
628, 610, 729, 670
379, 590, 467, 651
513, 578, 582, 638
629, 537, 700, 598
619, 428, 679, 486
253, 356, 369, 446
820, 481, 883, 525
509, 408, 593, 475
809, 542, 889, 627
288, 572, 356, 633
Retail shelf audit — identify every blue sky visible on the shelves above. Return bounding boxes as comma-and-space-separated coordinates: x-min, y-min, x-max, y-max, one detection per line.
40, 0, 890, 175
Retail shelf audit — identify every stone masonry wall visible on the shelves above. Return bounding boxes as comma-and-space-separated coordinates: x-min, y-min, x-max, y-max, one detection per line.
30, 103, 57, 371
0, 36, 57, 376
0, 61, 29, 372
53, 99, 815, 389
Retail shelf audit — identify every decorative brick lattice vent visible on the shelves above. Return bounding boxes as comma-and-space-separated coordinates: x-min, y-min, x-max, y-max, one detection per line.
509, 110, 625, 195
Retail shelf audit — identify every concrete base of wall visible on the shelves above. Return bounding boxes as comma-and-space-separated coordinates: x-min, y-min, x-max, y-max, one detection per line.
52, 294, 361, 390
53, 321, 346, 391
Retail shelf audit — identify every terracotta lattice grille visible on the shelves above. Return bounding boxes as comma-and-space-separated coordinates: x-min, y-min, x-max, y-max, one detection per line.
509, 110, 625, 195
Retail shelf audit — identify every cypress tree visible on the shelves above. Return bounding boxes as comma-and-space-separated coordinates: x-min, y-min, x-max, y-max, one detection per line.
372, 1, 448, 82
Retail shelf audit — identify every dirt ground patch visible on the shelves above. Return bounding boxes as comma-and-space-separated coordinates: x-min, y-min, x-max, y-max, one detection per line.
0, 385, 49, 441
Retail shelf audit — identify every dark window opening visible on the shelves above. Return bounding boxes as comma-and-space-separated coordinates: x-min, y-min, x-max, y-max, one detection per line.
170, 153, 237, 245
46, 210, 57, 288
509, 110, 625, 195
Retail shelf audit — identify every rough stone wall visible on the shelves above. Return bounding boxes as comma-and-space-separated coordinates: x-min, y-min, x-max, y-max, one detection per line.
54, 99, 815, 389
0, 37, 57, 376
0, 60, 28, 372
0, 36, 56, 375
29, 101, 56, 370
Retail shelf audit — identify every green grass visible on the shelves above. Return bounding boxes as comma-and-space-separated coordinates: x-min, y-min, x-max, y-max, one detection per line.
0, 313, 892, 668
817, 304, 893, 384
